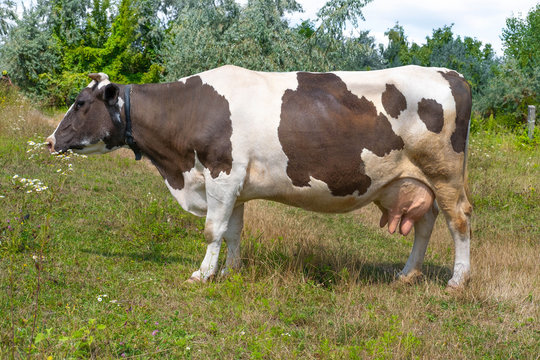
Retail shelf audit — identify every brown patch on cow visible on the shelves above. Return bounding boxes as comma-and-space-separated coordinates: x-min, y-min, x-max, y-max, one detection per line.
439, 71, 472, 153
381, 83, 407, 119
278, 72, 404, 197
417, 98, 444, 133
453, 211, 469, 235
131, 76, 233, 190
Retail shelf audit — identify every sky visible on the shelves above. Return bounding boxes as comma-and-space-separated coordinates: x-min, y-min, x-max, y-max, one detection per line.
285, 0, 538, 56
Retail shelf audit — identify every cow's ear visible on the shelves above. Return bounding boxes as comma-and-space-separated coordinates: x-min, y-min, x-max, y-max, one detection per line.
103, 83, 119, 106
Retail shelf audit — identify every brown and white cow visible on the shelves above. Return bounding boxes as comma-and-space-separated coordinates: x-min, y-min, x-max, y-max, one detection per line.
46, 65, 473, 288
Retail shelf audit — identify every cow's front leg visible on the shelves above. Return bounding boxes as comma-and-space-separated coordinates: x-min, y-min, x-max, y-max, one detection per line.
221, 204, 244, 277
189, 208, 232, 282
188, 175, 243, 283
397, 203, 438, 283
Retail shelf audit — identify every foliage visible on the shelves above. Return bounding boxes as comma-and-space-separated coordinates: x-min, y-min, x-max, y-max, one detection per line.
474, 59, 539, 125
382, 23, 497, 96
0, 3, 60, 102
502, 4, 540, 73
0, 0, 16, 36
1, 0, 165, 105
476, 4, 540, 123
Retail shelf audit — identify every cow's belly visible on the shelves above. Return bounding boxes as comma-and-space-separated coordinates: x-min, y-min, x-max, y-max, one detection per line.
240, 170, 381, 213
267, 177, 376, 213
239, 150, 431, 214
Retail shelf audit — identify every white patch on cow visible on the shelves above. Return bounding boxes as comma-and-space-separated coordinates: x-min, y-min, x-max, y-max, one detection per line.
97, 78, 111, 89
51, 103, 75, 138
87, 73, 111, 89
75, 140, 123, 154
165, 153, 208, 217
337, 66, 457, 142
198, 65, 299, 200
107, 96, 124, 124
117, 97, 124, 111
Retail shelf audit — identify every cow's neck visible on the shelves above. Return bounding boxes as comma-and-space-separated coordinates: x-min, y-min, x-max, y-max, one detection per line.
125, 78, 233, 191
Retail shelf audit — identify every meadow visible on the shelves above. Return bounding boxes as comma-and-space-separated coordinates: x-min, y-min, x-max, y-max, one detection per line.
1, 86, 539, 359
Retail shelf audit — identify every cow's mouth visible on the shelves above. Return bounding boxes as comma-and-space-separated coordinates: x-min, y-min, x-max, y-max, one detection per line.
45, 135, 85, 154
45, 136, 55, 153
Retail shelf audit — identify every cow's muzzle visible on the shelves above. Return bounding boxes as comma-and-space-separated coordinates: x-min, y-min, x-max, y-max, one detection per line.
45, 136, 56, 153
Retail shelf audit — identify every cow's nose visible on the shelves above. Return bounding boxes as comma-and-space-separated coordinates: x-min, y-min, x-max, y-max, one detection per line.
45, 136, 56, 153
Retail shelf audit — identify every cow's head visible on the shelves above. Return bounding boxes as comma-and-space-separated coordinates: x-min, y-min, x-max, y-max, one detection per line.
46, 73, 126, 154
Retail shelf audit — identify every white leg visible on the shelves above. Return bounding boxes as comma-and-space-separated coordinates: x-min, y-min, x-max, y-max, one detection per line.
439, 194, 472, 288
398, 203, 438, 282
189, 218, 227, 282
221, 204, 245, 276
189, 193, 238, 282
187, 164, 248, 282
447, 222, 471, 288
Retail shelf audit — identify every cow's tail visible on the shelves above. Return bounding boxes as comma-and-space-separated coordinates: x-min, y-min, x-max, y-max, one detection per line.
462, 116, 472, 204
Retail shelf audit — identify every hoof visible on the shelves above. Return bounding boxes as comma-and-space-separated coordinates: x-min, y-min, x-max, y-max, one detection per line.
446, 272, 470, 290
446, 278, 467, 291
184, 270, 215, 284
395, 269, 423, 284
184, 276, 203, 284
185, 270, 205, 284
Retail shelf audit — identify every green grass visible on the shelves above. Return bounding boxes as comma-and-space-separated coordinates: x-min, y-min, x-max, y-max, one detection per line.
1, 88, 539, 359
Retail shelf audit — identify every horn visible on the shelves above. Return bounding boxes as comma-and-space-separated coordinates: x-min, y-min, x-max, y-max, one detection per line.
88, 73, 110, 83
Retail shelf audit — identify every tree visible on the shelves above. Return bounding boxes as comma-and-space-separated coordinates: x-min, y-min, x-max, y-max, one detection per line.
161, 0, 312, 79
0, 0, 16, 36
381, 23, 410, 67
501, 4, 540, 72
475, 4, 540, 124
0, 3, 60, 101
381, 24, 496, 96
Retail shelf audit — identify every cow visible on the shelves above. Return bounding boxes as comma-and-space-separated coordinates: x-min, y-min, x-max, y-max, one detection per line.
46, 65, 473, 288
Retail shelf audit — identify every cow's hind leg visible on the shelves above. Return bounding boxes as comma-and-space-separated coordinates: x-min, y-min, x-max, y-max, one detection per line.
221, 204, 244, 276
435, 185, 472, 288
397, 202, 439, 283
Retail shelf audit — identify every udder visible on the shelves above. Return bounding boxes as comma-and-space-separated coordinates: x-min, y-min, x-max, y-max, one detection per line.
375, 178, 435, 236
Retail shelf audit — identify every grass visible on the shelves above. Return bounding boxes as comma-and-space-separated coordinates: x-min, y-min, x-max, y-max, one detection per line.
1, 86, 539, 359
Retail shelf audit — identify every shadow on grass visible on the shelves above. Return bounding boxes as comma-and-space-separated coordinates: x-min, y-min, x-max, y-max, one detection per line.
292, 259, 452, 287
80, 247, 194, 265
242, 238, 453, 287
81, 241, 453, 287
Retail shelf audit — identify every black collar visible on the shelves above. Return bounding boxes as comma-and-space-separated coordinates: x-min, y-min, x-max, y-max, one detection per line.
124, 85, 142, 160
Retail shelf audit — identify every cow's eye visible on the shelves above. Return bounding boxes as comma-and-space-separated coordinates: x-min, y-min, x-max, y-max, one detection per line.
75, 100, 85, 110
